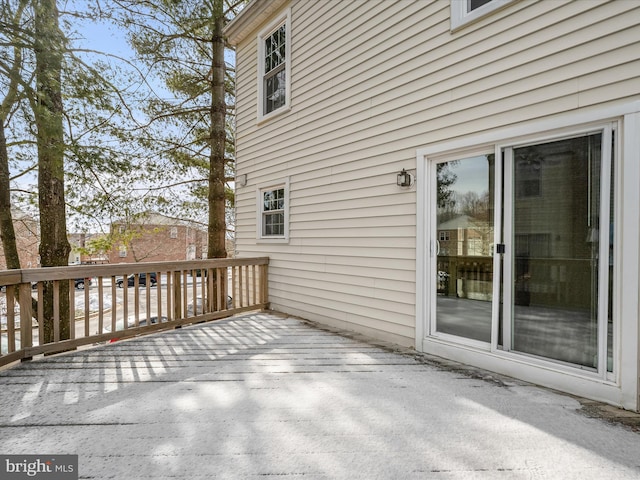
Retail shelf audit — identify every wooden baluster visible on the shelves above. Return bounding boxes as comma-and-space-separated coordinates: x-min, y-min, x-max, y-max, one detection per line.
53, 281, 60, 342
19, 283, 33, 359
7, 286, 15, 352
261, 264, 269, 306
252, 265, 257, 306
216, 268, 223, 311
111, 276, 117, 333
37, 283, 44, 344
84, 279, 90, 337
69, 279, 75, 340
145, 276, 151, 325
173, 271, 182, 321
98, 277, 104, 335
157, 272, 163, 322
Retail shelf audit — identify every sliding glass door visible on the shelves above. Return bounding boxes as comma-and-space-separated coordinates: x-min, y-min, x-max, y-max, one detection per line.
430, 128, 615, 373
503, 132, 613, 371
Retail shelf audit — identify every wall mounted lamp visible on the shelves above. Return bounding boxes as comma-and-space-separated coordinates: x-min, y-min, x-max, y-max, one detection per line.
396, 168, 413, 187
236, 174, 248, 187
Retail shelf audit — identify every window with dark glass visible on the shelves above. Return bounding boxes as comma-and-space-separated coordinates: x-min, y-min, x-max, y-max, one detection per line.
469, 0, 493, 11
263, 24, 286, 115
509, 133, 613, 369
451, 0, 513, 30
262, 187, 285, 236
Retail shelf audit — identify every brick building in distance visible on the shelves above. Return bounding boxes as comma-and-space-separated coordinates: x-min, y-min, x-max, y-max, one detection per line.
0, 209, 40, 270
108, 212, 209, 264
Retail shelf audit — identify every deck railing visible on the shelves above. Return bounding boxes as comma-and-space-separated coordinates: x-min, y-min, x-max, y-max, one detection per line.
0, 257, 269, 367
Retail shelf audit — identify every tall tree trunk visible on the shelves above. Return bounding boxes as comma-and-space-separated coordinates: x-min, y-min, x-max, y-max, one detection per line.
0, 122, 20, 270
0, 0, 27, 271
34, 0, 71, 343
207, 0, 227, 259
1, 120, 40, 318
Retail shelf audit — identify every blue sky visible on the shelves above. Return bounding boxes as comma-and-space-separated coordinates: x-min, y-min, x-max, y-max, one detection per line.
449, 155, 491, 197
67, 3, 134, 60
70, 10, 236, 99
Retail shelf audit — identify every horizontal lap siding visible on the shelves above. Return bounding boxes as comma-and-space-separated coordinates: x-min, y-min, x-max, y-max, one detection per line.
233, 0, 640, 345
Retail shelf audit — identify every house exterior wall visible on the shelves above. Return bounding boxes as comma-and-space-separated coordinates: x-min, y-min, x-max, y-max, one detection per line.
227, 0, 640, 408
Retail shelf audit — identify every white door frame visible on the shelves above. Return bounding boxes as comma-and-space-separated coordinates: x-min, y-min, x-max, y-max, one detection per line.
415, 101, 640, 410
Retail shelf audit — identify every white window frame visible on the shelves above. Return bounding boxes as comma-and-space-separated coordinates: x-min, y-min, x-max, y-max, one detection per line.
256, 178, 290, 243
257, 9, 292, 123
170, 226, 178, 239
450, 0, 513, 31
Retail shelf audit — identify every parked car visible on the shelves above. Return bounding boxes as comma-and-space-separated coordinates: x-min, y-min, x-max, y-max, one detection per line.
74, 277, 92, 290
30, 278, 92, 290
116, 273, 157, 288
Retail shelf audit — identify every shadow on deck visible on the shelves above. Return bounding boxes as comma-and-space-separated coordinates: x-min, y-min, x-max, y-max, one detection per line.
0, 311, 639, 479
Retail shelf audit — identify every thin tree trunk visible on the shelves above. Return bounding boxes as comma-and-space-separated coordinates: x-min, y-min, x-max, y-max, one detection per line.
34, 0, 71, 343
0, 123, 20, 270
1, 122, 40, 317
0, 1, 27, 271
207, 0, 227, 260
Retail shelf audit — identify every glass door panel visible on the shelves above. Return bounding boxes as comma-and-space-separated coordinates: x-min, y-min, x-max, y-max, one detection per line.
435, 155, 494, 343
510, 134, 603, 368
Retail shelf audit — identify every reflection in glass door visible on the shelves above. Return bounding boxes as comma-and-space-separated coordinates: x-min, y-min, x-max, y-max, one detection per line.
505, 133, 612, 370
434, 155, 495, 343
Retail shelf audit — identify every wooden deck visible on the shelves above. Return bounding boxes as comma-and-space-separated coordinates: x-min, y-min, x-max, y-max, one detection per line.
1, 312, 639, 479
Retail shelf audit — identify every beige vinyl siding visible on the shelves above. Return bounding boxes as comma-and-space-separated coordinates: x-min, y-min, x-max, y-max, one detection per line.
231, 0, 640, 345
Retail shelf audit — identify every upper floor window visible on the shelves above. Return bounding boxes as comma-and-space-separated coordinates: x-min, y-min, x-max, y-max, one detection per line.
264, 24, 286, 113
469, 0, 493, 10
257, 10, 291, 121
515, 156, 542, 198
450, 0, 513, 31
170, 227, 178, 239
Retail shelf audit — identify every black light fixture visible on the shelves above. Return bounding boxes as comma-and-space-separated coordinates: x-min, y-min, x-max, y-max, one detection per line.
397, 168, 412, 187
